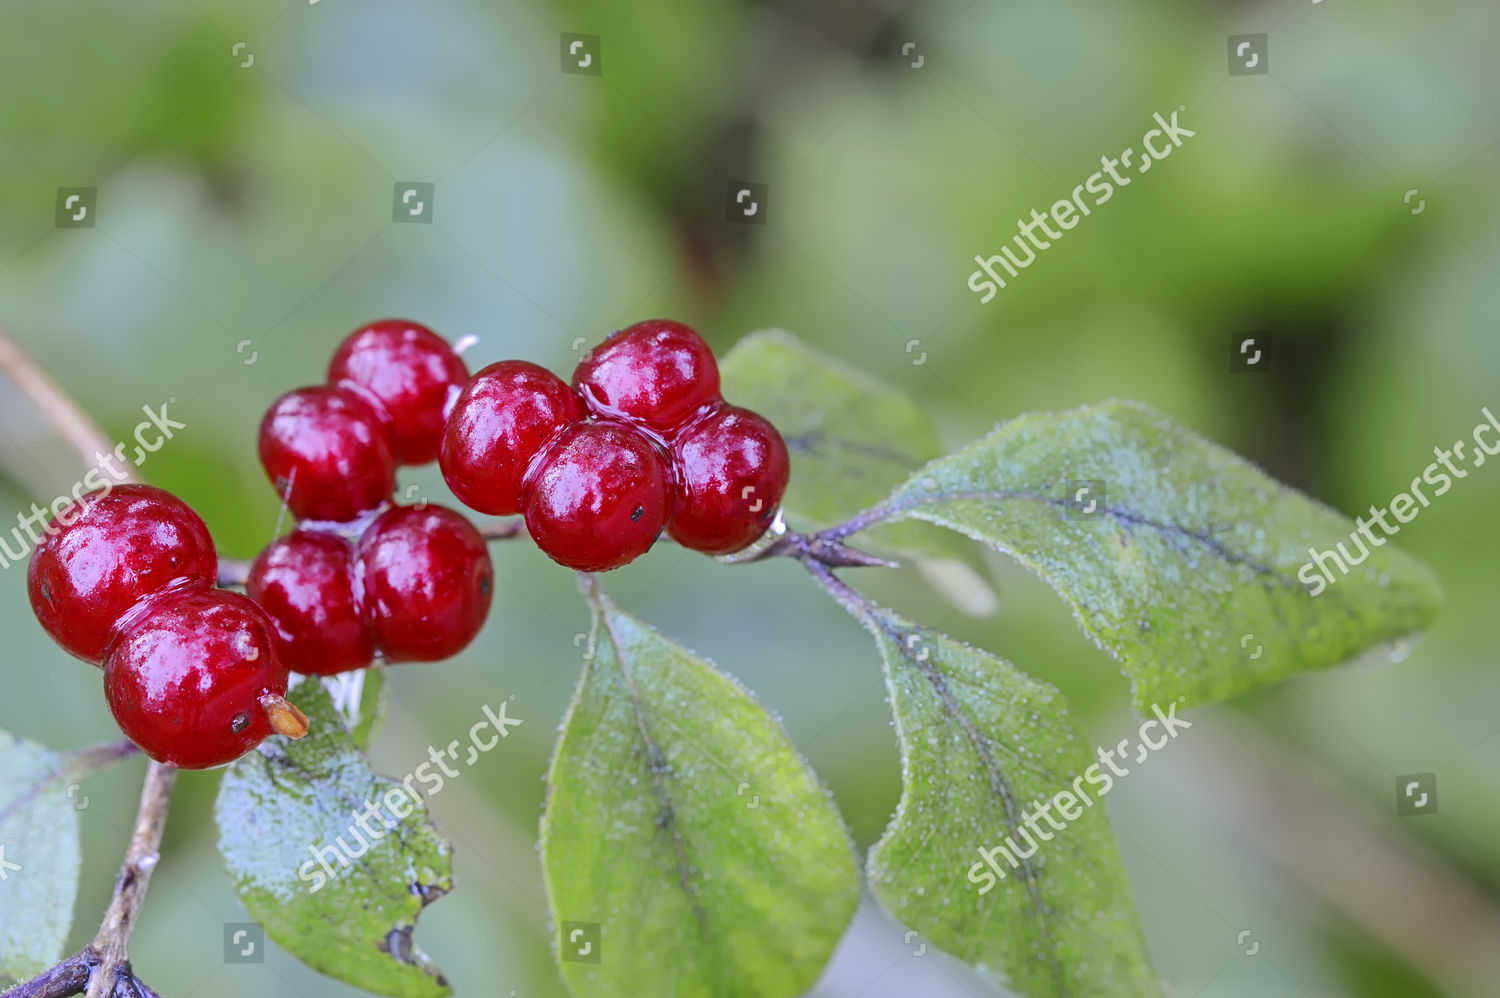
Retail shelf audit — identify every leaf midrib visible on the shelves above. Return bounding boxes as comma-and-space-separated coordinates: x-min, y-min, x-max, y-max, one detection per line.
594, 603, 716, 959
874, 613, 1069, 998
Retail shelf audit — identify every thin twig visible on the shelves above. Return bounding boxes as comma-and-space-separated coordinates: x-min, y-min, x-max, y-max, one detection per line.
84, 763, 176, 998
0, 327, 117, 475
216, 557, 252, 589
798, 555, 883, 621
1, 951, 95, 998
0, 741, 139, 833
480, 519, 526, 542
728, 528, 897, 569
62, 740, 141, 777
0, 321, 170, 998
812, 501, 899, 543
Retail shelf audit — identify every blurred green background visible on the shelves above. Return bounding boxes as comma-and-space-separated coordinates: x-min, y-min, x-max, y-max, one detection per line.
1, 0, 1498, 995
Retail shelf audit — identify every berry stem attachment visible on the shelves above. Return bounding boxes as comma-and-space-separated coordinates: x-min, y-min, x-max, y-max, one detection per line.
261, 694, 310, 739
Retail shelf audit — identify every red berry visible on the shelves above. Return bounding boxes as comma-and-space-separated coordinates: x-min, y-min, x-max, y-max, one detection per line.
28, 485, 217, 664
357, 505, 493, 662
328, 319, 469, 465
572, 320, 721, 433
524, 422, 670, 572
258, 386, 396, 523
440, 360, 582, 515
668, 405, 789, 554
248, 530, 374, 676
104, 586, 305, 769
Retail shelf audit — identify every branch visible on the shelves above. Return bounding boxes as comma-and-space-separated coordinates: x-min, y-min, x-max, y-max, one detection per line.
84, 762, 176, 998
1, 953, 94, 998
812, 501, 898, 543
1, 763, 176, 997
0, 741, 139, 833
728, 528, 897, 569
0, 328, 116, 475
797, 555, 883, 622
62, 741, 141, 777
0, 322, 170, 998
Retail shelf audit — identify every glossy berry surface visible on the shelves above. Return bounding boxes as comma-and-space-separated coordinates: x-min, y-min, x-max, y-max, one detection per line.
104, 586, 294, 769
328, 319, 469, 465
248, 530, 373, 676
357, 504, 493, 662
28, 484, 217, 664
572, 319, 721, 433
524, 421, 670, 572
440, 360, 582, 515
258, 386, 397, 523
668, 405, 790, 554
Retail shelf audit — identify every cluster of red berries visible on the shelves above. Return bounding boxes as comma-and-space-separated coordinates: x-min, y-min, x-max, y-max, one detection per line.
259, 319, 470, 522
253, 320, 493, 677
27, 318, 787, 770
442, 319, 789, 571
28, 484, 307, 769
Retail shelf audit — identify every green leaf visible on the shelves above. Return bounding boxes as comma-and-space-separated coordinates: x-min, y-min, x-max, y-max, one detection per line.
857, 606, 1159, 998
216, 680, 453, 998
718, 329, 973, 563
874, 399, 1442, 707
0, 732, 81, 982
540, 580, 859, 998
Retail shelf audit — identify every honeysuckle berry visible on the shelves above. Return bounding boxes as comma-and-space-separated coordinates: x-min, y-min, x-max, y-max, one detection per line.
523, 421, 670, 572
571, 319, 721, 434
356, 504, 494, 662
248, 529, 374, 676
27, 484, 218, 664
328, 319, 469, 466
668, 404, 789, 554
440, 360, 583, 515
104, 585, 306, 769
258, 385, 397, 523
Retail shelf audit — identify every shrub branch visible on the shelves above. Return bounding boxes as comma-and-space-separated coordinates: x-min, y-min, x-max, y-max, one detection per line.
0, 322, 173, 998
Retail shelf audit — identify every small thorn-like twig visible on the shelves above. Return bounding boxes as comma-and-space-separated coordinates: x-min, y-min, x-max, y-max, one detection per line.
62, 740, 141, 776
480, 519, 526, 542
216, 557, 252, 588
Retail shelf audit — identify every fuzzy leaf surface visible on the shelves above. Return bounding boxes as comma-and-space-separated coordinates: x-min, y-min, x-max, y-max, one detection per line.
540, 582, 859, 998
216, 680, 453, 998
875, 400, 1442, 706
